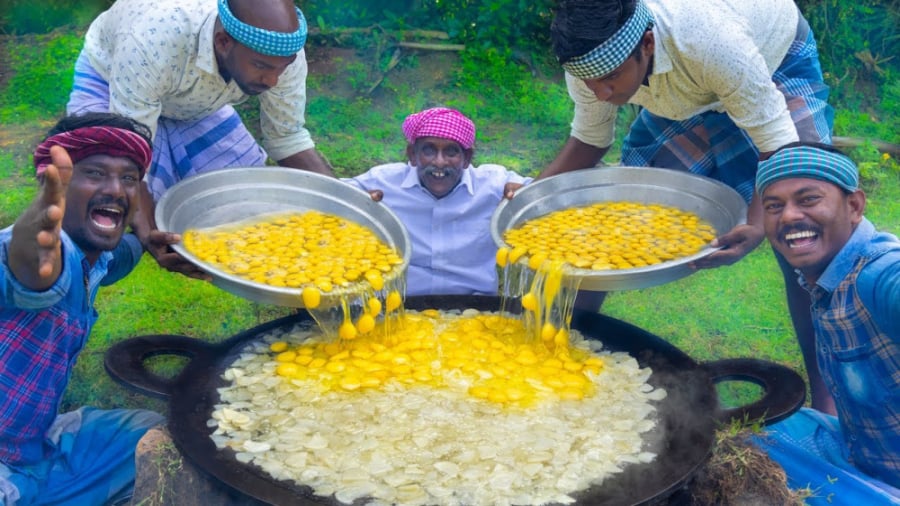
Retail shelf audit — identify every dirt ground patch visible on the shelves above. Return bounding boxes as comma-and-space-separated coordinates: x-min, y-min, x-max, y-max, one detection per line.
305, 42, 461, 103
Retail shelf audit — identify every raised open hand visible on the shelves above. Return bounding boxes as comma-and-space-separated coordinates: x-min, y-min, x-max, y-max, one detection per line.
10, 145, 74, 288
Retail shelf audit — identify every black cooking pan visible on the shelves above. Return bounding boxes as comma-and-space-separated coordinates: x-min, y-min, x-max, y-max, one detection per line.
105, 295, 805, 506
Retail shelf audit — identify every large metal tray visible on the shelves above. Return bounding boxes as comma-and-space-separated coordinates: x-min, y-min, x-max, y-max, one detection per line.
491, 167, 748, 291
155, 167, 411, 307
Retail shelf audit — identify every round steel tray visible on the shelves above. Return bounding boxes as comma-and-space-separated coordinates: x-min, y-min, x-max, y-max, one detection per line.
155, 167, 411, 307
491, 167, 748, 291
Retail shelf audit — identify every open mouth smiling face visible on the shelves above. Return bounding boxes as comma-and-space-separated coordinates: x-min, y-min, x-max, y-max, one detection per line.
763, 177, 864, 282
776, 225, 829, 271
425, 167, 451, 179
63, 153, 140, 260
783, 228, 819, 249
71, 196, 132, 255
774, 222, 844, 282
410, 137, 471, 199
418, 165, 463, 199
90, 204, 125, 232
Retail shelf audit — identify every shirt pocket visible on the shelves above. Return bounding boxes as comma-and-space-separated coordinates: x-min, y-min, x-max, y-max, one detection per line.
831, 341, 896, 406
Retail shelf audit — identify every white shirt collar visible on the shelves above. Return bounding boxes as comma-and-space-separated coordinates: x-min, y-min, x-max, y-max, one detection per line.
196, 11, 219, 77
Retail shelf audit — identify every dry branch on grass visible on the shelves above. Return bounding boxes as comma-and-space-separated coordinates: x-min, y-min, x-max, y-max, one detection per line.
833, 136, 900, 157
308, 25, 466, 96
309, 26, 463, 52
689, 427, 807, 506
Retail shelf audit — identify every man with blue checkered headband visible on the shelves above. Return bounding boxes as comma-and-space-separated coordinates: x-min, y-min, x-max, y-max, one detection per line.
752, 142, 900, 504
67, 0, 333, 278
67, 0, 333, 279
534, 0, 838, 416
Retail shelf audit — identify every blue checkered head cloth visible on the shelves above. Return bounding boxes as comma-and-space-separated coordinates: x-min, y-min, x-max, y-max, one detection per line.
756, 145, 859, 195
218, 0, 307, 57
561, 0, 655, 80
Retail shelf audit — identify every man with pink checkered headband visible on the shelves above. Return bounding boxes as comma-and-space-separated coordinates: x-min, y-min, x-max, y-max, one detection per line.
345, 107, 532, 296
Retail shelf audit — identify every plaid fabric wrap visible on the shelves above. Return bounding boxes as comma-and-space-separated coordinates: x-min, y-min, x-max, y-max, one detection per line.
218, 0, 307, 56
33, 127, 152, 177
402, 107, 476, 149
67, 56, 268, 202
561, 0, 654, 80
621, 16, 833, 203
145, 107, 268, 201
0, 306, 87, 464
809, 257, 900, 488
756, 145, 858, 195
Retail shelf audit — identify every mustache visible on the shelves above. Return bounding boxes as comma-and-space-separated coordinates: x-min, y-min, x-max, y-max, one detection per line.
422, 164, 461, 175
89, 195, 129, 215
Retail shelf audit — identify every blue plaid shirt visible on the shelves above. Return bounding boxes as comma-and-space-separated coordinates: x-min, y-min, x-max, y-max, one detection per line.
800, 218, 900, 487
0, 227, 142, 465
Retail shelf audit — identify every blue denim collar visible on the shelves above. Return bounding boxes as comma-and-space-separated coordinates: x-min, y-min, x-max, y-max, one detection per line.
802, 217, 875, 293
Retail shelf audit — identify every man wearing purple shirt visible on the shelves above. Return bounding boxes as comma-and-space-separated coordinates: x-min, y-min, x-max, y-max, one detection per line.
0, 113, 173, 505
345, 107, 531, 296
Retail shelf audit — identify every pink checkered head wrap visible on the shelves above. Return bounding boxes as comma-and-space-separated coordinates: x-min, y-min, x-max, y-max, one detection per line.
401, 107, 476, 149
33, 126, 152, 177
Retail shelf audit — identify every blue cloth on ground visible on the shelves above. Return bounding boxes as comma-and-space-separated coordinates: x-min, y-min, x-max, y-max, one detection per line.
755, 408, 900, 505
0, 407, 164, 506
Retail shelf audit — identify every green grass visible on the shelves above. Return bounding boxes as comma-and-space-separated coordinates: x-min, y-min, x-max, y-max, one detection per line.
1, 27, 898, 414
0, 151, 38, 227
0, 31, 84, 124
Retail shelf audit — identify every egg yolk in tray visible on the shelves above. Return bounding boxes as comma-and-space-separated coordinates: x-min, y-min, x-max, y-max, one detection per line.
496, 201, 717, 358
499, 201, 717, 272
181, 210, 407, 340
181, 210, 404, 292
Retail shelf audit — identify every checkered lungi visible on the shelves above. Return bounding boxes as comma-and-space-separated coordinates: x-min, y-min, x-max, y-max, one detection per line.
621, 14, 833, 203
67, 52, 268, 201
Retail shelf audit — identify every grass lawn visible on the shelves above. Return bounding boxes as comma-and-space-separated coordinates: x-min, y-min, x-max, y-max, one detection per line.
0, 27, 898, 415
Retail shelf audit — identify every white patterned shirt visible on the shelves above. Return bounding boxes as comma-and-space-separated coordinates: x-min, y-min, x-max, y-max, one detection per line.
567, 0, 800, 153
344, 163, 531, 296
81, 0, 313, 161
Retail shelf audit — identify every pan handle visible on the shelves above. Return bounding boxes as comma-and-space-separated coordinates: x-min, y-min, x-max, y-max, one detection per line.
703, 358, 806, 426
104, 334, 216, 399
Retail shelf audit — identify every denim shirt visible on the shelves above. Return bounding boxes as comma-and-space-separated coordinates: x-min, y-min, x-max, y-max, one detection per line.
0, 226, 142, 464
799, 218, 900, 487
